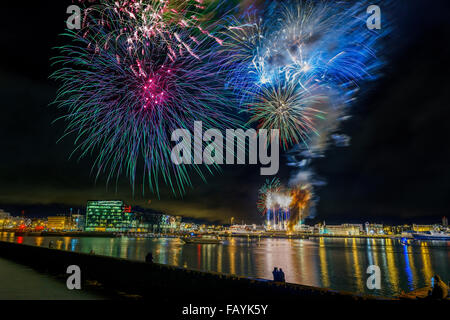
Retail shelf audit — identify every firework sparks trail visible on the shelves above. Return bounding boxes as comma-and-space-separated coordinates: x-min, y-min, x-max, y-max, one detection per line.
228, 1, 389, 221
257, 177, 281, 214
247, 76, 329, 150
257, 179, 312, 231
52, 1, 240, 195
86, 0, 226, 61
287, 185, 312, 231
222, 0, 386, 152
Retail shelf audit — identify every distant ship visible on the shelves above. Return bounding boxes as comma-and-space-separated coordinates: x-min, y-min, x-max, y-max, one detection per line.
412, 231, 450, 241
182, 236, 223, 244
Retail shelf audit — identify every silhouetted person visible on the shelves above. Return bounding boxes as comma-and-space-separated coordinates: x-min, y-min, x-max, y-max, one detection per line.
48, 240, 54, 249
272, 267, 279, 281
145, 252, 153, 263
429, 274, 448, 299
279, 268, 286, 282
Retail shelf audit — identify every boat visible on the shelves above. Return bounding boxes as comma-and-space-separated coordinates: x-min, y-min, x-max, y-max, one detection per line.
400, 237, 412, 245
412, 231, 450, 241
182, 236, 223, 244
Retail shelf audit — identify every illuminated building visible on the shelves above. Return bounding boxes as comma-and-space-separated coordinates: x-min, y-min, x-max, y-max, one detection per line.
365, 222, 385, 235
294, 224, 314, 233
47, 216, 70, 230
30, 218, 45, 231
85, 200, 133, 232
71, 214, 85, 231
321, 224, 362, 236
130, 212, 183, 233
412, 224, 435, 232
0, 209, 9, 219
0, 210, 10, 228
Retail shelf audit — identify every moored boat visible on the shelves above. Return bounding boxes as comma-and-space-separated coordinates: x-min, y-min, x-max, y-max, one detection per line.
412, 231, 450, 241
182, 236, 223, 244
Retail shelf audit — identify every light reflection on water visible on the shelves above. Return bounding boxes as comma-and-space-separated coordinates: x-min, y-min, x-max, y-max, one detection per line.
1, 232, 448, 297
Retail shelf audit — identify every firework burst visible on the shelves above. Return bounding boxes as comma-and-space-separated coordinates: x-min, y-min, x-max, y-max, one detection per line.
257, 177, 281, 214
51, 2, 238, 195
221, 0, 385, 152
287, 185, 312, 231
247, 77, 328, 150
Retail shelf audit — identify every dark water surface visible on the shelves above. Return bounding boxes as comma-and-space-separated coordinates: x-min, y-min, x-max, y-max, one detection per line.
1, 232, 449, 297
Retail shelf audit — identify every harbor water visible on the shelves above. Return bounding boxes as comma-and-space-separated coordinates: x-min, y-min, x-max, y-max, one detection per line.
0, 232, 448, 298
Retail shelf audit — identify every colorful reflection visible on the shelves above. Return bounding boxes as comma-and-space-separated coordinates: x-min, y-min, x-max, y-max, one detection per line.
1, 234, 449, 297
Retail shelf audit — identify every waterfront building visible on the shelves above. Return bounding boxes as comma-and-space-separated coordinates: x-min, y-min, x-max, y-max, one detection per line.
161, 215, 181, 233
365, 222, 385, 235
294, 224, 314, 233
85, 200, 133, 232
391, 224, 413, 235
30, 218, 45, 231
180, 222, 201, 232
179, 222, 192, 231
382, 225, 396, 235
228, 224, 260, 234
321, 224, 362, 236
0, 209, 9, 219
71, 214, 85, 231
0, 210, 11, 229
412, 224, 435, 232
47, 216, 70, 231
128, 212, 182, 233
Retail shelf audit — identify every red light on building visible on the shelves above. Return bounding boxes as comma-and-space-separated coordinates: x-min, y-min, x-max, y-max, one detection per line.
123, 205, 132, 213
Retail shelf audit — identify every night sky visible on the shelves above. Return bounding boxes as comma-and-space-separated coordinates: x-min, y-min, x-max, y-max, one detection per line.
0, 0, 449, 224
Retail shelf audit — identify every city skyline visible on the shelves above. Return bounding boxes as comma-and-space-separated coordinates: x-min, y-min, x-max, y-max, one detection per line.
1, 0, 450, 225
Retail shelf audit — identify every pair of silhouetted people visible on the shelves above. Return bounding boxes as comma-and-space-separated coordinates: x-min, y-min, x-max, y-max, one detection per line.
272, 267, 285, 282
145, 252, 153, 263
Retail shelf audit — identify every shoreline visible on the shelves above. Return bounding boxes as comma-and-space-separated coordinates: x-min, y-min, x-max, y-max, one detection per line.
2, 230, 402, 240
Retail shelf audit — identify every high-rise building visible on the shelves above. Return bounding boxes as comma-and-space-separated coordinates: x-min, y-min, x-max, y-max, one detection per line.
85, 200, 133, 232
